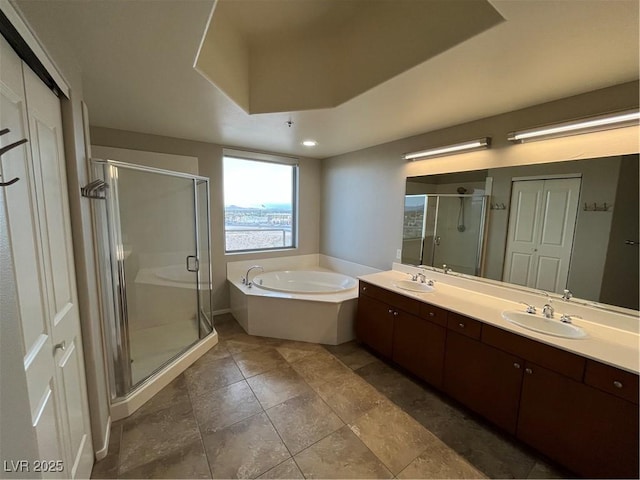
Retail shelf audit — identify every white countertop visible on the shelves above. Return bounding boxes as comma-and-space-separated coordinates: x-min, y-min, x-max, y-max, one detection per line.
358, 269, 640, 374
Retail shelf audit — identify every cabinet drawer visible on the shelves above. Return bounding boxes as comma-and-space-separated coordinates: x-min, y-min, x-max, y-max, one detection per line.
359, 281, 420, 316
584, 360, 639, 405
447, 312, 482, 339
482, 325, 585, 381
419, 303, 447, 327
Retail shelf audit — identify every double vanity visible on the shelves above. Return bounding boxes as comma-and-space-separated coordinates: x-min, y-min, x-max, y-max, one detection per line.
356, 266, 639, 479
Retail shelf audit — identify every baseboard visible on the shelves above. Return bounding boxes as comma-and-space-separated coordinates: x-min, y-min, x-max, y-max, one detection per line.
212, 308, 231, 316
94, 416, 111, 460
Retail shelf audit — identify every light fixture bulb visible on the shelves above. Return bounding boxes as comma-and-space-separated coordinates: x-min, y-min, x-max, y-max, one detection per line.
302, 140, 318, 147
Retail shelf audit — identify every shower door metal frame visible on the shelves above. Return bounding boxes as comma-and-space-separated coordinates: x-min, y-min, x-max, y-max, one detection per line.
92, 158, 213, 400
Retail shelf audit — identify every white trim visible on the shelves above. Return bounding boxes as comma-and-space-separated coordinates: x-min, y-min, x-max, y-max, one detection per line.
0, 0, 70, 97
94, 416, 111, 461
511, 173, 582, 182
223, 148, 299, 166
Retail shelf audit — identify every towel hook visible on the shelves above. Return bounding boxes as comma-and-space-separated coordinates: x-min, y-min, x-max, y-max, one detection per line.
0, 128, 27, 187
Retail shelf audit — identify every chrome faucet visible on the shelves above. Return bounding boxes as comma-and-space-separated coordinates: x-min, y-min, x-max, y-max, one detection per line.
442, 264, 452, 274
417, 272, 426, 283
243, 265, 264, 287
519, 301, 537, 314
542, 302, 555, 319
560, 313, 582, 324
562, 289, 573, 301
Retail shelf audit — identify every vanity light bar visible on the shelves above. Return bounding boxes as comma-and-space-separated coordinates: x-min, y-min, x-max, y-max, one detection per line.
508, 109, 640, 143
404, 137, 491, 161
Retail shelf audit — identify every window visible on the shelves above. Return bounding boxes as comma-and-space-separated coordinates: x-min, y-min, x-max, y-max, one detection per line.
223, 153, 298, 252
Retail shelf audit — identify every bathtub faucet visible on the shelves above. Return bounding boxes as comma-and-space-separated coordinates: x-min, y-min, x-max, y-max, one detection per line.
243, 265, 264, 288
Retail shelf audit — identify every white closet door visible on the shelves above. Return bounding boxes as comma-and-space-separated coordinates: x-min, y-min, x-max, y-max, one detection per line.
1, 36, 66, 475
503, 177, 581, 293
1, 36, 93, 478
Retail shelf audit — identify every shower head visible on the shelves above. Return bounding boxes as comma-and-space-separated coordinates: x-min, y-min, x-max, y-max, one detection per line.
456, 187, 468, 195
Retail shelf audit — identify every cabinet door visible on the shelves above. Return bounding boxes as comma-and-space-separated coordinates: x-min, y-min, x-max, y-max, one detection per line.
443, 332, 524, 434
517, 363, 639, 479
356, 295, 394, 357
392, 310, 445, 387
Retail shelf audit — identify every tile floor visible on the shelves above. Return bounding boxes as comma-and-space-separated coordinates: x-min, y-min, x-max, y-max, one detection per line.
91, 314, 571, 479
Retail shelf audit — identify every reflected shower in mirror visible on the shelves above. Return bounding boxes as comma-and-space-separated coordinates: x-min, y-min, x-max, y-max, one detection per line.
402, 154, 639, 311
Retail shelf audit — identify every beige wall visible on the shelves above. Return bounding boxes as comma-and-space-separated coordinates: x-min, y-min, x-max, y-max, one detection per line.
90, 127, 321, 312
321, 81, 639, 279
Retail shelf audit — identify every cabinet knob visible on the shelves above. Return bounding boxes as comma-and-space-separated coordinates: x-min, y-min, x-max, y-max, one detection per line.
363, 286, 367, 291
525, 368, 533, 374
458, 323, 465, 328
428, 312, 435, 317
613, 380, 623, 389
513, 362, 521, 369
388, 309, 393, 314
393, 311, 399, 317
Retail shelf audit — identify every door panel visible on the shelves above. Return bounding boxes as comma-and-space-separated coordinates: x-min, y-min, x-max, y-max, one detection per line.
0, 50, 49, 364
507, 252, 532, 285
513, 188, 541, 243
539, 189, 570, 245
23, 65, 94, 478
1, 36, 66, 471
535, 256, 561, 292
33, 384, 65, 478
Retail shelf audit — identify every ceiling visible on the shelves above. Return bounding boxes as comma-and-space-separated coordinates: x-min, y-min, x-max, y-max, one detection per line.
14, 0, 640, 159
196, 1, 504, 113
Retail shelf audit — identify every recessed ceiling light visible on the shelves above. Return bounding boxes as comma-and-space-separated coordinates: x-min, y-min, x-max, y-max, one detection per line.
302, 140, 318, 147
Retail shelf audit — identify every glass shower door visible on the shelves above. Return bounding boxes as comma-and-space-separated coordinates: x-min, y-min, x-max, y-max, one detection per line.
432, 195, 487, 275
108, 164, 201, 386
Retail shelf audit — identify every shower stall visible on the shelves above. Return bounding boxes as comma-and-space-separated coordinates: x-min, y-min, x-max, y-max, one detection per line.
90, 159, 215, 401
402, 193, 488, 275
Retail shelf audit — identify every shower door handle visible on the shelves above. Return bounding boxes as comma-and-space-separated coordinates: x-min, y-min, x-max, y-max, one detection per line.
435, 236, 441, 246
186, 255, 199, 272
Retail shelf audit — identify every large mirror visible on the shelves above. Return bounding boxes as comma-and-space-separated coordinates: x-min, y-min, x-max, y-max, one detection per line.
402, 154, 639, 311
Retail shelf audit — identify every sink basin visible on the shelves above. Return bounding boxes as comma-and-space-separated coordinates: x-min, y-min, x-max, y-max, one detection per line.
394, 280, 435, 293
502, 310, 586, 339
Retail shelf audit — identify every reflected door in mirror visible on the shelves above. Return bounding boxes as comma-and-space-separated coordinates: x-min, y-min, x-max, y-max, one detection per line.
503, 177, 581, 293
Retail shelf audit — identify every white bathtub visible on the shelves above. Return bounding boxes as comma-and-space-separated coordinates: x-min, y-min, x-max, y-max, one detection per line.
229, 268, 359, 345
154, 264, 195, 284
253, 270, 357, 294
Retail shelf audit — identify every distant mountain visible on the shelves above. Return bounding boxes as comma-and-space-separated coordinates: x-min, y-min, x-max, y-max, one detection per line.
225, 203, 292, 211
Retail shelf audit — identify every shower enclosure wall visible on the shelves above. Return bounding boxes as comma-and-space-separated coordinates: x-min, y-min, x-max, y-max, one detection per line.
91, 159, 215, 401
402, 194, 488, 275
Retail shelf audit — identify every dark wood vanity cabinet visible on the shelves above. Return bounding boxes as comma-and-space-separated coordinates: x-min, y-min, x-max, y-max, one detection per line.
355, 294, 394, 358
443, 330, 524, 434
357, 281, 446, 385
356, 281, 640, 478
392, 307, 446, 388
517, 362, 639, 479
